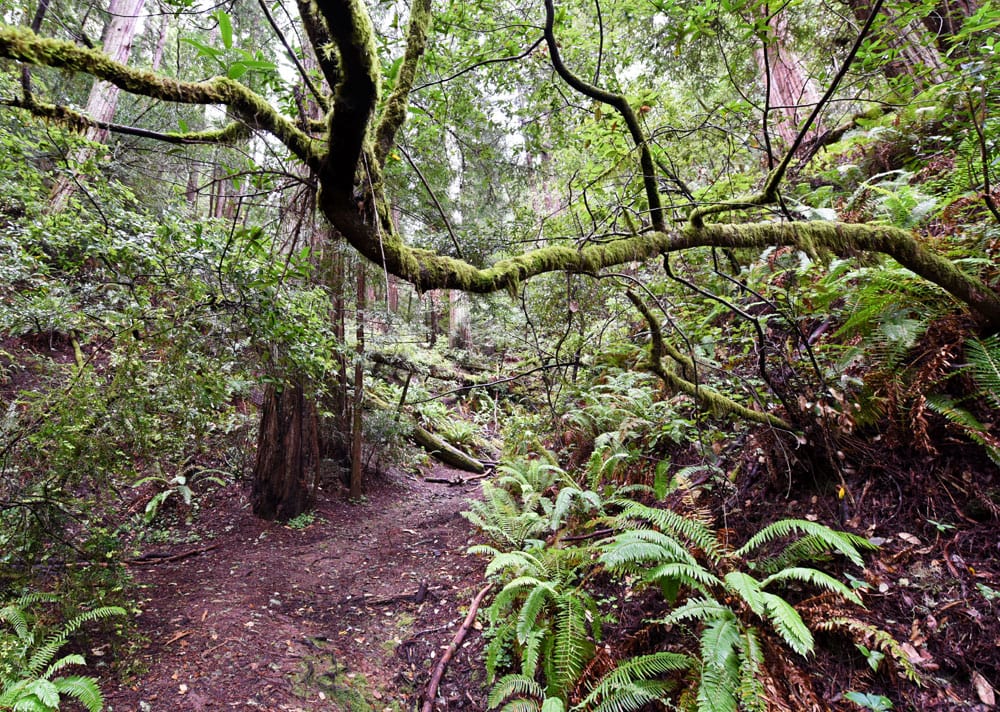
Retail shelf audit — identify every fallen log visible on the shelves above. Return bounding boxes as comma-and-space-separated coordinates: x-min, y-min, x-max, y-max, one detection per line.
413, 425, 485, 473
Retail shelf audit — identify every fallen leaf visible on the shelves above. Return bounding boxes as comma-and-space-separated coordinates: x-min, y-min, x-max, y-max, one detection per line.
973, 671, 995, 707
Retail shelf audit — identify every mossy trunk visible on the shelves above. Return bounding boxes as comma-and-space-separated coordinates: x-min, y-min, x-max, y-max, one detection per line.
251, 383, 319, 520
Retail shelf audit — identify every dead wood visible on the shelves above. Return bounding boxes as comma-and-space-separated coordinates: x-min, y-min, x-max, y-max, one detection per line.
420, 583, 492, 712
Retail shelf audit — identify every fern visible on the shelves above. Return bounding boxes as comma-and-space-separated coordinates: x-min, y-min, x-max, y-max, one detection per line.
489, 674, 546, 708
966, 335, 1000, 409
734, 518, 873, 568
816, 617, 921, 684
927, 394, 1000, 465
0, 597, 125, 712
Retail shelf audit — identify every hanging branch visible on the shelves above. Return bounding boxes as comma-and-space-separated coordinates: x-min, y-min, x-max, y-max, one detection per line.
625, 290, 792, 429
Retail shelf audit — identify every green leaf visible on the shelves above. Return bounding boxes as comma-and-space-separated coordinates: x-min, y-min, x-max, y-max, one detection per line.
214, 11, 233, 50
181, 37, 223, 60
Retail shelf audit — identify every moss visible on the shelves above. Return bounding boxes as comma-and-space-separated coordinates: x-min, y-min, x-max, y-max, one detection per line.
0, 27, 322, 169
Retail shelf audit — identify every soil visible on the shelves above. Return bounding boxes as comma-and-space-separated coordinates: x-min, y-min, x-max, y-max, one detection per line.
103, 467, 489, 712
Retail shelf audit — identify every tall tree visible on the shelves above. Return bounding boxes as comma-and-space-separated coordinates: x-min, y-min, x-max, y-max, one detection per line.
48, 0, 146, 211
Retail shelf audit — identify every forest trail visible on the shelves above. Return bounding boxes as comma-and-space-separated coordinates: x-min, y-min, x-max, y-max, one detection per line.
105, 467, 487, 711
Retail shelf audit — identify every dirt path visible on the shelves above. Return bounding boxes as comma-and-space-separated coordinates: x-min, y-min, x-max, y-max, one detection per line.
105, 467, 487, 711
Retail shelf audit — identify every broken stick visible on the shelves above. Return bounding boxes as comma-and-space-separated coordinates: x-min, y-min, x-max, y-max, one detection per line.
420, 583, 492, 712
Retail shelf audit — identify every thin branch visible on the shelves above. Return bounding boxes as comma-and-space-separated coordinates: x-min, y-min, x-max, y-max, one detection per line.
397, 145, 464, 260
256, 0, 327, 111
414, 36, 544, 91
689, 0, 884, 227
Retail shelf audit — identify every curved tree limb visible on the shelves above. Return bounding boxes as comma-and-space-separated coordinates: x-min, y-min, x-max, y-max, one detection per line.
0, 25, 321, 170
542, 0, 664, 231
625, 290, 792, 429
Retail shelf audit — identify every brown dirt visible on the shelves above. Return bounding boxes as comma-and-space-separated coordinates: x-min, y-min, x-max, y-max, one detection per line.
104, 467, 488, 712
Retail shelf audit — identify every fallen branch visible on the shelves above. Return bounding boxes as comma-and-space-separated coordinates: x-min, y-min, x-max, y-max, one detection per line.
127, 543, 219, 565
413, 425, 486, 473
421, 583, 492, 712
423, 470, 493, 486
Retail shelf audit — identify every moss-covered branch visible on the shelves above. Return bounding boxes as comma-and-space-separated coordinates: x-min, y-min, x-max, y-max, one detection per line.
374, 0, 432, 166
2, 96, 251, 144
0, 25, 321, 170
625, 291, 792, 429
312, 0, 380, 197
320, 193, 1000, 333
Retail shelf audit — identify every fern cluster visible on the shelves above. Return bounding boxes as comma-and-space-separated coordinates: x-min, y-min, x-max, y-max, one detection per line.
0, 594, 125, 712
466, 457, 904, 711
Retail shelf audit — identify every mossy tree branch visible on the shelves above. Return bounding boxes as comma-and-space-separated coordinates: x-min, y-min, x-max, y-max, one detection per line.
0, 26, 321, 170
2, 96, 251, 144
373, 0, 432, 166
542, 0, 664, 231
625, 290, 793, 430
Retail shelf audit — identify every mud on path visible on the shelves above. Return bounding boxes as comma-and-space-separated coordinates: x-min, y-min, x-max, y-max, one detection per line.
105, 467, 488, 711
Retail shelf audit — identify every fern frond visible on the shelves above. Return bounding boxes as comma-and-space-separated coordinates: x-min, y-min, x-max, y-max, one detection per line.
700, 615, 740, 669
53, 675, 104, 712
485, 621, 517, 681
696, 660, 739, 712
735, 519, 870, 568
498, 700, 541, 712
599, 529, 699, 571
723, 572, 767, 619
736, 627, 767, 712
42, 653, 86, 679
488, 674, 545, 708
590, 680, 677, 712
643, 562, 722, 594
926, 395, 1000, 465
967, 335, 1000, 409
0, 605, 34, 645
759, 567, 864, 606
548, 594, 594, 697
759, 592, 813, 657
487, 551, 545, 579
618, 503, 722, 562
522, 628, 546, 679
516, 585, 555, 644
816, 617, 921, 683
656, 598, 730, 626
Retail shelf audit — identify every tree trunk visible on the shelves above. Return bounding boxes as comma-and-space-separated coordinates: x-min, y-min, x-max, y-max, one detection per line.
843, 0, 948, 91
448, 290, 471, 349
251, 383, 320, 520
753, 8, 823, 150
923, 0, 978, 54
49, 0, 146, 211
350, 261, 366, 499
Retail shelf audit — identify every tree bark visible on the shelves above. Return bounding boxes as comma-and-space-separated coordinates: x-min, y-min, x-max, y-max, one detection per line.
843, 0, 948, 91
49, 0, 146, 211
251, 383, 320, 520
753, 8, 823, 150
350, 261, 366, 499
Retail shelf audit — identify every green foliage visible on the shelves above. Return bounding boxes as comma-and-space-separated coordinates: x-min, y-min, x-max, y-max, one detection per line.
601, 504, 875, 711
0, 594, 125, 712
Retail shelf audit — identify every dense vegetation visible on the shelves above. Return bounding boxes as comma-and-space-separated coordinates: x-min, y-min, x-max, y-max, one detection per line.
0, 0, 998, 708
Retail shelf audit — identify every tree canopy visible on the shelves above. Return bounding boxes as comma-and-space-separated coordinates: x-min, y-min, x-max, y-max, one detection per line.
1, 0, 998, 329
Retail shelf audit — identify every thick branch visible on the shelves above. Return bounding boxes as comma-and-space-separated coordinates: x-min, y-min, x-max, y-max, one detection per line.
312, 0, 380, 196
3, 96, 250, 143
320, 192, 1000, 333
0, 25, 321, 170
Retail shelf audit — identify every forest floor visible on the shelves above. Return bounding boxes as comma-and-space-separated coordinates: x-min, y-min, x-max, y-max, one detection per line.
96, 446, 1000, 712
103, 466, 489, 712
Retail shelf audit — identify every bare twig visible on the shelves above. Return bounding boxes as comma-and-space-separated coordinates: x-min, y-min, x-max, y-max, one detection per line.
420, 583, 491, 712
